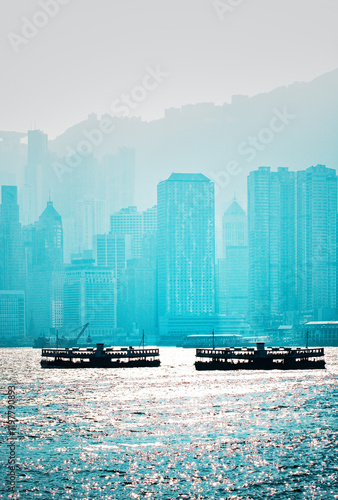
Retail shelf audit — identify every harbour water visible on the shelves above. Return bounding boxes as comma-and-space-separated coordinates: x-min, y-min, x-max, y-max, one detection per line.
1, 347, 337, 499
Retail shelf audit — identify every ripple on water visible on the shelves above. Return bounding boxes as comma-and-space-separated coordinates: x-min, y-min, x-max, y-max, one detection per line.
0, 347, 337, 499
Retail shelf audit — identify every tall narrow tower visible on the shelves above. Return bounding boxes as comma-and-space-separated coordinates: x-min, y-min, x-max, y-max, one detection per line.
221, 197, 248, 317
297, 165, 337, 316
157, 173, 215, 319
0, 186, 23, 290
248, 167, 296, 327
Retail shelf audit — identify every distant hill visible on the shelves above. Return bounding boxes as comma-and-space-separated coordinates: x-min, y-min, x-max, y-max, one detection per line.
50, 68, 338, 216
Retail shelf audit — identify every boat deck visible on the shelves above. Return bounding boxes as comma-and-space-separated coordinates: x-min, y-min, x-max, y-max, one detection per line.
41, 343, 160, 368
195, 343, 325, 370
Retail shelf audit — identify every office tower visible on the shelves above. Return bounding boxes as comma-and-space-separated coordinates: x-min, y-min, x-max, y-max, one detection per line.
118, 231, 158, 337
248, 167, 296, 328
0, 291, 25, 342
221, 198, 248, 317
25, 201, 64, 334
22, 130, 48, 224
94, 234, 132, 277
110, 206, 157, 259
104, 147, 135, 214
157, 173, 215, 322
0, 132, 26, 188
33, 201, 63, 266
222, 196, 248, 255
215, 259, 227, 315
75, 198, 107, 252
0, 186, 24, 290
297, 165, 337, 317
62, 217, 77, 264
63, 257, 116, 339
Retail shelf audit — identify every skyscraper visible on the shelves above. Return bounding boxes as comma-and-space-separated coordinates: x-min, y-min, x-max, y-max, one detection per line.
110, 206, 157, 259
221, 198, 248, 317
104, 147, 135, 215
22, 130, 48, 224
222, 196, 248, 255
157, 173, 215, 323
0, 291, 25, 343
75, 198, 107, 252
94, 233, 132, 278
297, 165, 337, 317
0, 186, 24, 291
63, 257, 116, 339
25, 201, 64, 335
33, 201, 63, 266
248, 167, 296, 327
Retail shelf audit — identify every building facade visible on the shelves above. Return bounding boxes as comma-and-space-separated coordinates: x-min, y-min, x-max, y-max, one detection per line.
110, 206, 157, 259
157, 173, 215, 336
248, 167, 296, 327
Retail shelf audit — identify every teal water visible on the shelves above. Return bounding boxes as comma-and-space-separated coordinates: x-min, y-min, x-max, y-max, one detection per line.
1, 347, 337, 499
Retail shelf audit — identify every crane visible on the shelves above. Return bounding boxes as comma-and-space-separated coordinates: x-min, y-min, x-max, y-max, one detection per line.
64, 323, 90, 347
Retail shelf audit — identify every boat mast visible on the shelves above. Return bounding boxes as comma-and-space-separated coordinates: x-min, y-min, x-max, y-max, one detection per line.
139, 330, 145, 349
212, 329, 215, 350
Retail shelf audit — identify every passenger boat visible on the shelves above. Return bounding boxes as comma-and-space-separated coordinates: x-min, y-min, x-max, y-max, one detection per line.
195, 342, 325, 370
41, 343, 160, 368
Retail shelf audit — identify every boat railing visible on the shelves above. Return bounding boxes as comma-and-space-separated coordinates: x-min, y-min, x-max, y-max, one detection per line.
196, 346, 324, 359
42, 347, 160, 358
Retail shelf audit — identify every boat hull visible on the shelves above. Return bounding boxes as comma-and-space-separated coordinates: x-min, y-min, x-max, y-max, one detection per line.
195, 359, 325, 371
41, 359, 161, 369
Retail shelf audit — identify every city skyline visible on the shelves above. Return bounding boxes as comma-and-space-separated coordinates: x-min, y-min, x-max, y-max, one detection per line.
1, 161, 337, 346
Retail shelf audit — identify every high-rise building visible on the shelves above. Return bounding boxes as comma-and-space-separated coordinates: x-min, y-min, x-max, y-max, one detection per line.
0, 132, 26, 188
0, 291, 25, 343
157, 173, 215, 329
0, 186, 24, 291
297, 165, 337, 317
117, 231, 158, 337
25, 201, 64, 335
221, 198, 248, 317
104, 147, 135, 214
94, 233, 132, 278
110, 206, 157, 259
33, 201, 63, 266
222, 196, 248, 256
248, 167, 296, 327
22, 130, 48, 224
75, 198, 107, 252
63, 258, 116, 340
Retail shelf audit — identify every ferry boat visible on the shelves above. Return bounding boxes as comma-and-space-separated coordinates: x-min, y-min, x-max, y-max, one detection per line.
195, 342, 325, 370
41, 343, 160, 368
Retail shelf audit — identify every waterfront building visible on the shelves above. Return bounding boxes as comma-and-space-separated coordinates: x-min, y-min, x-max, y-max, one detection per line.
0, 290, 25, 342
25, 201, 65, 334
248, 167, 296, 328
296, 165, 337, 317
222, 198, 248, 317
0, 186, 24, 291
63, 257, 117, 340
157, 173, 215, 341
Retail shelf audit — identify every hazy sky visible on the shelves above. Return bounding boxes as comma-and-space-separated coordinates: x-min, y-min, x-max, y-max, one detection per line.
0, 0, 337, 138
